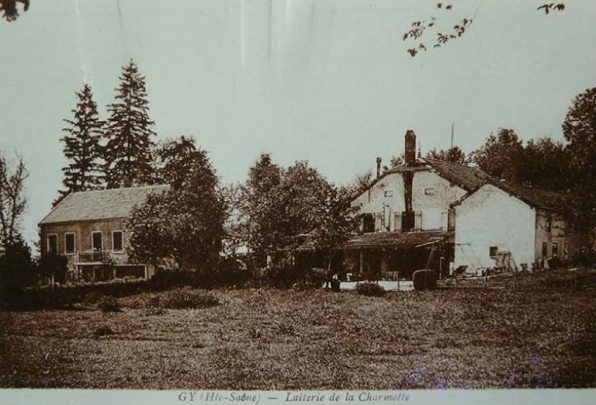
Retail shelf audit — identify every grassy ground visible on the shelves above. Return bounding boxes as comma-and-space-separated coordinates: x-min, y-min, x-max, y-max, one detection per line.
1, 276, 595, 389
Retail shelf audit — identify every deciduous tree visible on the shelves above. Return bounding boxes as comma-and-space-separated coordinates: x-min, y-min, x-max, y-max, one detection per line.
470, 128, 524, 182
0, 152, 28, 250
127, 150, 226, 272
425, 146, 467, 164
562, 87, 596, 227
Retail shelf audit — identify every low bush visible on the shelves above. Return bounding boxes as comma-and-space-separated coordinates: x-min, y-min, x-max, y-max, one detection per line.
161, 287, 219, 309
83, 291, 104, 305
93, 325, 114, 337
144, 296, 165, 316
257, 263, 312, 288
98, 296, 121, 313
355, 282, 386, 297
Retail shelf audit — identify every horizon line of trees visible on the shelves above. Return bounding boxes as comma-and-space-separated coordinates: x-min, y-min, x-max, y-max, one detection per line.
3, 60, 596, 293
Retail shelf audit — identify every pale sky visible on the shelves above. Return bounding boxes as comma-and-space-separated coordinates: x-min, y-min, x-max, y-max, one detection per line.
1, 0, 595, 246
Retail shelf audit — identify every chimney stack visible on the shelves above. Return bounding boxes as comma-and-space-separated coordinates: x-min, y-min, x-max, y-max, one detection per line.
376, 157, 382, 179
405, 130, 416, 166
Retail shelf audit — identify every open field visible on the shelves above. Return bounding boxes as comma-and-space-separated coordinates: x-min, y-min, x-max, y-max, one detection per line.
1, 280, 596, 389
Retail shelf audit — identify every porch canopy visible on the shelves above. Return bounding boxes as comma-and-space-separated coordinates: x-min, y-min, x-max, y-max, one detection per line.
344, 230, 454, 250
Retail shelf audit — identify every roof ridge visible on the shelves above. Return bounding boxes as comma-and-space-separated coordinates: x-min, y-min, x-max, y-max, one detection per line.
69, 184, 170, 195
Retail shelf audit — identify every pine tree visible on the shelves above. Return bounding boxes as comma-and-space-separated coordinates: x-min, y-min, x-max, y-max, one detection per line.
104, 60, 156, 188
57, 84, 103, 205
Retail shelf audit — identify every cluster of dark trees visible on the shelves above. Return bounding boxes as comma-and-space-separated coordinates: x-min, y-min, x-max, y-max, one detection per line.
0, 153, 69, 295
127, 153, 359, 275
3, 70, 596, 292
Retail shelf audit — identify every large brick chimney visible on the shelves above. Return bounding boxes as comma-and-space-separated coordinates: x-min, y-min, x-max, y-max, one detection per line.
405, 130, 416, 166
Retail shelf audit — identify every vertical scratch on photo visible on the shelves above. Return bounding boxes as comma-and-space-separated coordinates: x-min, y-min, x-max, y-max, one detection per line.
73, 0, 91, 85
116, 0, 130, 59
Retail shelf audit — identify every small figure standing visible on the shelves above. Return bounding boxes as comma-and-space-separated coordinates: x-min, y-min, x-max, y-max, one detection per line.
330, 273, 341, 292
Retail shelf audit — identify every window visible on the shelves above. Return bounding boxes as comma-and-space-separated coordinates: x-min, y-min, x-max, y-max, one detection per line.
414, 211, 422, 231
401, 211, 415, 232
112, 231, 123, 252
374, 213, 383, 231
384, 190, 393, 198
552, 243, 559, 257
489, 246, 498, 258
424, 188, 436, 196
564, 243, 569, 259
64, 233, 76, 255
394, 213, 402, 232
542, 242, 548, 259
545, 216, 552, 231
92, 231, 103, 251
47, 234, 58, 254
362, 214, 375, 233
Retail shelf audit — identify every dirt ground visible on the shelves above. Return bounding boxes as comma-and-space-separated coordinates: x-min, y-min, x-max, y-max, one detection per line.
1, 284, 595, 389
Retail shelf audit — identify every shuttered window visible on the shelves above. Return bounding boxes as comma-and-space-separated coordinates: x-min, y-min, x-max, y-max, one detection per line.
414, 211, 422, 231
394, 213, 402, 232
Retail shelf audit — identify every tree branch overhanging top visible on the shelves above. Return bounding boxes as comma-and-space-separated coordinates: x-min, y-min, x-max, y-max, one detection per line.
404, 2, 566, 57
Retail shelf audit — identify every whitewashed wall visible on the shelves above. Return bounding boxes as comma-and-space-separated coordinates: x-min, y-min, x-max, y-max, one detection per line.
352, 169, 466, 231
454, 184, 536, 269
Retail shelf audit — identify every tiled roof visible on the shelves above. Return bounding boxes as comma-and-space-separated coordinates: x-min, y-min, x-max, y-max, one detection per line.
481, 180, 577, 214
372, 157, 574, 213
344, 230, 454, 250
39, 185, 170, 225
422, 159, 493, 192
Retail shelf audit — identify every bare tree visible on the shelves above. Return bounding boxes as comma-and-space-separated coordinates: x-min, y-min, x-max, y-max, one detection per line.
0, 152, 29, 249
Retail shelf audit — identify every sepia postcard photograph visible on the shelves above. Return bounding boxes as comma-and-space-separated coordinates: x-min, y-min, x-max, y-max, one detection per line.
1, 0, 595, 404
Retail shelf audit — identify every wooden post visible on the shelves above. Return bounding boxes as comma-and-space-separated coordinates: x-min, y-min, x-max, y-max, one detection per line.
359, 249, 363, 278
397, 270, 400, 291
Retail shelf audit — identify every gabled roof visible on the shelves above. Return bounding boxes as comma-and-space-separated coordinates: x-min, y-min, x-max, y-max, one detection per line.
39, 185, 170, 225
422, 159, 493, 192
455, 180, 577, 214
354, 156, 574, 214
353, 157, 492, 202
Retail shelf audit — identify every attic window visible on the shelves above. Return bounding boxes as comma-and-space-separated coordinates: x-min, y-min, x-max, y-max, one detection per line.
489, 246, 498, 258
384, 190, 393, 198
424, 188, 436, 196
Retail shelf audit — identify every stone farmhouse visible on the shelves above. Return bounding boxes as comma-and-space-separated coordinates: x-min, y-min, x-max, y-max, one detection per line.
38, 185, 170, 282
348, 130, 585, 279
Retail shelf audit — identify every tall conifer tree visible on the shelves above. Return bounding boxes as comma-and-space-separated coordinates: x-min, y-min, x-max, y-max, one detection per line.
104, 60, 156, 188
57, 84, 104, 205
